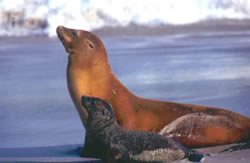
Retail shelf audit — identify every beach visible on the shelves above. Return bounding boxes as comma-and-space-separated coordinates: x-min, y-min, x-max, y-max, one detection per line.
0, 23, 250, 162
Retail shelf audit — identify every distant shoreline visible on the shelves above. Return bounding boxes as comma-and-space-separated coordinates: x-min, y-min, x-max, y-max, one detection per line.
93, 19, 250, 37
0, 19, 250, 39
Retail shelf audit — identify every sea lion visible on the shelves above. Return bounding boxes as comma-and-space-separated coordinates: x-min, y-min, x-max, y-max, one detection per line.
56, 25, 250, 147
81, 95, 204, 163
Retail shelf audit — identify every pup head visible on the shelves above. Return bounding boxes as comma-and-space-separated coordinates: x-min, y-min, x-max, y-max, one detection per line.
81, 96, 116, 126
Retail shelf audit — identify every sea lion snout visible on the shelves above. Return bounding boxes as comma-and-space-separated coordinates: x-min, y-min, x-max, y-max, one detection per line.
81, 96, 107, 113
56, 25, 69, 36
57, 25, 81, 42
56, 25, 64, 34
56, 25, 76, 53
56, 25, 66, 41
81, 96, 95, 111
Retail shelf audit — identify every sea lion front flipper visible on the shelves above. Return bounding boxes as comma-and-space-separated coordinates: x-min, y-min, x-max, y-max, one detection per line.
80, 132, 105, 158
104, 144, 128, 163
186, 149, 204, 162
80, 135, 95, 157
110, 144, 128, 160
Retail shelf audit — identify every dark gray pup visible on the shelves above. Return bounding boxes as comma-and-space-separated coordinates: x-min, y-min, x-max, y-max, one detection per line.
81, 96, 203, 163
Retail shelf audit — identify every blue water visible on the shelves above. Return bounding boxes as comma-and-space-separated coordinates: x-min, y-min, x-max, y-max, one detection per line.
0, 37, 83, 148
0, 30, 250, 149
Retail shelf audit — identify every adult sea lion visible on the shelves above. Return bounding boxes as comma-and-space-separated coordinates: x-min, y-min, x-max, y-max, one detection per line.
56, 25, 250, 147
81, 95, 203, 163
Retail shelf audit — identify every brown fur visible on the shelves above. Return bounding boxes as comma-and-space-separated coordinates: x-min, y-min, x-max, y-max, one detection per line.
57, 25, 250, 147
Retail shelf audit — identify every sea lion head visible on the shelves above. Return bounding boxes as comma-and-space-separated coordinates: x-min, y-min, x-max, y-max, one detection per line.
81, 96, 116, 127
56, 25, 108, 68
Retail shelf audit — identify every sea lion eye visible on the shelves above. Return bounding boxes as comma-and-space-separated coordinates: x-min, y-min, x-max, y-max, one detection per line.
87, 41, 94, 49
72, 31, 77, 38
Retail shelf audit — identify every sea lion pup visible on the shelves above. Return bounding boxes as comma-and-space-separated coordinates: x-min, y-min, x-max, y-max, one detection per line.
56, 25, 250, 147
81, 95, 204, 163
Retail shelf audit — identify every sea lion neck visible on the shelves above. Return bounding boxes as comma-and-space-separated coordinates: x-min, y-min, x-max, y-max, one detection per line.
66, 58, 112, 123
87, 117, 119, 134
67, 55, 113, 95
67, 52, 136, 127
67, 49, 110, 73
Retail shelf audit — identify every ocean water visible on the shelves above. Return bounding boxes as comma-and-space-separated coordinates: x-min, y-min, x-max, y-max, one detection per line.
0, 25, 250, 150
0, 0, 250, 36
